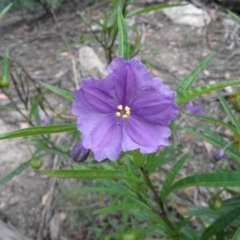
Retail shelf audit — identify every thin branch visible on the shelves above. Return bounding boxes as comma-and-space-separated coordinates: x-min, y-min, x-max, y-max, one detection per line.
140, 167, 175, 231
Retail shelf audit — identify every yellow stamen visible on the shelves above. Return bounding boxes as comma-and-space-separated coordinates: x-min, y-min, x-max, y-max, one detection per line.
125, 110, 130, 116
116, 112, 121, 117
117, 105, 123, 110
125, 106, 130, 111
122, 114, 128, 119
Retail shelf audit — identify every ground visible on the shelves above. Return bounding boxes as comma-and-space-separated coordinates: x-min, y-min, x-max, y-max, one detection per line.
0, 1, 240, 239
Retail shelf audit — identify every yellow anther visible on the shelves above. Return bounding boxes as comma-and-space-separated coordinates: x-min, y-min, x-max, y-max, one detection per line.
122, 114, 128, 119
116, 112, 121, 117
125, 106, 130, 111
117, 105, 123, 110
125, 110, 130, 116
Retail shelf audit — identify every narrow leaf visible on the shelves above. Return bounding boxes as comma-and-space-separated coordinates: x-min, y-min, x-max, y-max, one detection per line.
0, 3, 12, 20
0, 105, 13, 111
29, 91, 47, 120
0, 123, 76, 140
201, 206, 240, 240
228, 10, 240, 24
3, 48, 9, 78
187, 114, 237, 135
106, 6, 117, 28
93, 203, 150, 215
126, 3, 184, 18
232, 227, 240, 240
170, 172, 240, 193
38, 81, 74, 102
118, 6, 129, 60
39, 169, 139, 181
161, 152, 190, 201
30, 97, 41, 126
147, 145, 174, 174
176, 52, 215, 93
216, 91, 240, 132
176, 80, 240, 104
0, 160, 31, 187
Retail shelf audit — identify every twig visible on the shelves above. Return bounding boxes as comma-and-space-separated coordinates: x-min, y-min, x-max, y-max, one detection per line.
140, 167, 175, 231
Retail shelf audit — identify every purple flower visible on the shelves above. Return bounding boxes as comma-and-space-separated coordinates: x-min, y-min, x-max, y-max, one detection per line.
71, 142, 90, 163
186, 101, 205, 116
71, 57, 179, 162
213, 149, 225, 161
41, 116, 51, 125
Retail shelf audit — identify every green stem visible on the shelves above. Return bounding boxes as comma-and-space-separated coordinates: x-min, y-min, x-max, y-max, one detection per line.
140, 167, 175, 231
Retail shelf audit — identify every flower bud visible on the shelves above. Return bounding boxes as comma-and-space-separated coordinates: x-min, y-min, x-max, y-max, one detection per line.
41, 116, 51, 125
208, 195, 223, 211
213, 149, 225, 161
0, 76, 9, 88
117, 156, 125, 165
71, 142, 90, 163
30, 157, 43, 169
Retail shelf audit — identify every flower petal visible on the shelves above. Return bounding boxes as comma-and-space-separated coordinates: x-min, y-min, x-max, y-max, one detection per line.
72, 77, 117, 116
132, 79, 179, 125
122, 117, 171, 154
78, 113, 122, 161
107, 57, 153, 105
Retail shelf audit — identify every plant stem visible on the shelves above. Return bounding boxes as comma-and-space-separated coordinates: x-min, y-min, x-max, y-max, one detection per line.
140, 167, 175, 231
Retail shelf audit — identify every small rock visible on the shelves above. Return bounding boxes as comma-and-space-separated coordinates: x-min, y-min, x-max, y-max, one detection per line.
8, 197, 19, 206
0, 202, 7, 209
78, 46, 107, 79
162, 4, 211, 27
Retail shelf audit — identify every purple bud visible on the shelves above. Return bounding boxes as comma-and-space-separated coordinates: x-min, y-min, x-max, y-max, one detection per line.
213, 149, 225, 161
41, 116, 51, 125
71, 142, 90, 163
186, 101, 205, 116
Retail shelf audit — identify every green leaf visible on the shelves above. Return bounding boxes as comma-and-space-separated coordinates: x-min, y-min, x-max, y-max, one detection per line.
3, 48, 9, 79
183, 127, 240, 163
38, 81, 74, 102
0, 160, 31, 187
146, 145, 174, 174
126, 3, 184, 18
0, 3, 12, 20
0, 123, 76, 140
131, 149, 144, 167
93, 203, 151, 215
106, 6, 117, 28
39, 169, 139, 181
176, 80, 240, 104
161, 152, 190, 201
0, 105, 13, 111
29, 91, 47, 121
176, 52, 215, 93
175, 217, 192, 233
30, 97, 41, 126
187, 114, 238, 135
216, 91, 240, 132
181, 225, 200, 240
118, 6, 129, 60
232, 227, 240, 240
201, 206, 240, 240
78, 11, 90, 25
228, 10, 240, 24
170, 172, 240, 193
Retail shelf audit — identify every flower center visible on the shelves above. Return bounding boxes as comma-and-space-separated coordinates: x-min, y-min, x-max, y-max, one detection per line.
116, 105, 131, 119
